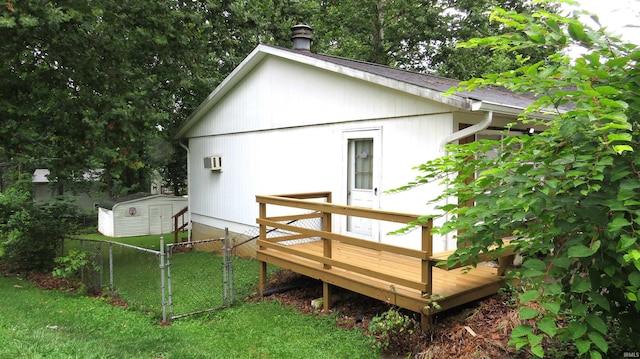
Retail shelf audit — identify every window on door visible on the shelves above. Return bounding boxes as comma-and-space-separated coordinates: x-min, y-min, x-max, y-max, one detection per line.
353, 139, 373, 190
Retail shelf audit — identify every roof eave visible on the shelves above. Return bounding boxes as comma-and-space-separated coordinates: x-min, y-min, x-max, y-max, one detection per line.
174, 45, 272, 139
174, 45, 544, 139
477, 101, 558, 120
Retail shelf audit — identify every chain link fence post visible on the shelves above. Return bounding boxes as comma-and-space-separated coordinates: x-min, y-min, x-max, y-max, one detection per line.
109, 242, 114, 293
160, 235, 167, 323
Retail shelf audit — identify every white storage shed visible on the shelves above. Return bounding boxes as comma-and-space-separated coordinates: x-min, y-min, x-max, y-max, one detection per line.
98, 193, 188, 238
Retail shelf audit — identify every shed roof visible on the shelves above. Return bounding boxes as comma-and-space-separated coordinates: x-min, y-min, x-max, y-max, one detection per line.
176, 44, 560, 139
98, 193, 155, 210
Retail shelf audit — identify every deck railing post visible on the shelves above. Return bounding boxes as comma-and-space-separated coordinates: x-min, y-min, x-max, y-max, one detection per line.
322, 193, 332, 311
421, 222, 433, 295
322, 211, 332, 269
421, 222, 434, 331
258, 202, 267, 296
174, 215, 178, 244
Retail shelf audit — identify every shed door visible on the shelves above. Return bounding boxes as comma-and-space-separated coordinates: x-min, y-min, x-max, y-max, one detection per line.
149, 204, 173, 235
344, 129, 381, 240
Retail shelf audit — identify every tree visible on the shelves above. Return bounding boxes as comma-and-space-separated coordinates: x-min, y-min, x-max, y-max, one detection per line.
0, 1, 233, 197
309, 0, 559, 80
395, 1, 640, 356
1, 0, 558, 200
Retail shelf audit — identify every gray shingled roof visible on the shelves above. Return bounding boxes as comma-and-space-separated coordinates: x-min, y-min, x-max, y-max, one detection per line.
273, 45, 543, 111
176, 44, 565, 140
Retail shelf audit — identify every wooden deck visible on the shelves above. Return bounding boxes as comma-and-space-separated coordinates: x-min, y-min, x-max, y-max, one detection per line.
256, 192, 514, 329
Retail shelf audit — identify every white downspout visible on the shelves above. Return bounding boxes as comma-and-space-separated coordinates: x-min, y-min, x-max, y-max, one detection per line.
179, 141, 191, 242
439, 111, 493, 250
441, 110, 493, 150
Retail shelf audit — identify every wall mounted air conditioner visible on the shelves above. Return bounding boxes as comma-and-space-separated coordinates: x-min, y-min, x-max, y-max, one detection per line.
204, 156, 222, 171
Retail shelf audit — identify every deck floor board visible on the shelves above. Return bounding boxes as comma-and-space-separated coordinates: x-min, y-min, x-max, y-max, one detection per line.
258, 239, 504, 316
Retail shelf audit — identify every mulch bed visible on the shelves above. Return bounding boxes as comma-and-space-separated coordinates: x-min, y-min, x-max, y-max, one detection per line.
1, 264, 128, 309
253, 269, 530, 358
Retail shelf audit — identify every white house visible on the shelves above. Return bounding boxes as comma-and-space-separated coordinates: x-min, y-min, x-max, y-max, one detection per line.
175, 26, 551, 255
97, 193, 188, 238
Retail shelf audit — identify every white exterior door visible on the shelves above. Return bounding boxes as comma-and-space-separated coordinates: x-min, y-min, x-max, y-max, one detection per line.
344, 129, 381, 240
149, 204, 173, 235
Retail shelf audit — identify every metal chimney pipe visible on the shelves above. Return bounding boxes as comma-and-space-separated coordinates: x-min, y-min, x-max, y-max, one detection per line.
291, 24, 313, 51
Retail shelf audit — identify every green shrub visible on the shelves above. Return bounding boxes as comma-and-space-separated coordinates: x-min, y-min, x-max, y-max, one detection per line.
368, 308, 416, 354
393, 3, 640, 357
0, 181, 77, 271
53, 249, 93, 279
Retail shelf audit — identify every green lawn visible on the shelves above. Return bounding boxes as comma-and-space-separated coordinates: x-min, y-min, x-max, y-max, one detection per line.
0, 273, 378, 359
0, 277, 378, 359
64, 234, 278, 317
0, 233, 379, 357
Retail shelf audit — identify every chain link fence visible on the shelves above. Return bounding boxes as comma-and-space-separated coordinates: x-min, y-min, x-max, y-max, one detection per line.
62, 238, 162, 314
62, 233, 256, 322
60, 217, 321, 322
165, 237, 231, 320
232, 216, 323, 250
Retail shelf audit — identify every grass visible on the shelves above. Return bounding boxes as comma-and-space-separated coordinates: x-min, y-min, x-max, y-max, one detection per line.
70, 232, 166, 250
0, 275, 378, 358
64, 233, 279, 317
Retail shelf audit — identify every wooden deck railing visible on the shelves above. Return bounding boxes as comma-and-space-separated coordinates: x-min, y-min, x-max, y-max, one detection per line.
256, 191, 435, 296
173, 206, 189, 244
256, 192, 517, 329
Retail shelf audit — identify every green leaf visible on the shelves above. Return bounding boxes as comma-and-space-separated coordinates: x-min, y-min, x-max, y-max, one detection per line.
527, 333, 543, 346
629, 272, 640, 288
568, 21, 589, 43
590, 350, 603, 359
607, 133, 632, 142
575, 339, 591, 355
511, 324, 534, 338
608, 217, 632, 235
512, 211, 527, 221
545, 18, 560, 32
508, 336, 530, 350
588, 331, 608, 353
591, 240, 601, 253
589, 292, 610, 311
523, 259, 546, 271
530, 344, 544, 358
618, 235, 637, 252
543, 282, 563, 295
537, 317, 557, 337
569, 321, 588, 339
603, 265, 615, 277
551, 257, 570, 269
541, 301, 561, 315
519, 307, 539, 320
613, 145, 634, 154
568, 245, 594, 258
585, 315, 607, 335
519, 290, 541, 303
528, 34, 546, 44
572, 276, 591, 293
594, 85, 619, 95
522, 268, 545, 278
598, 98, 628, 109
